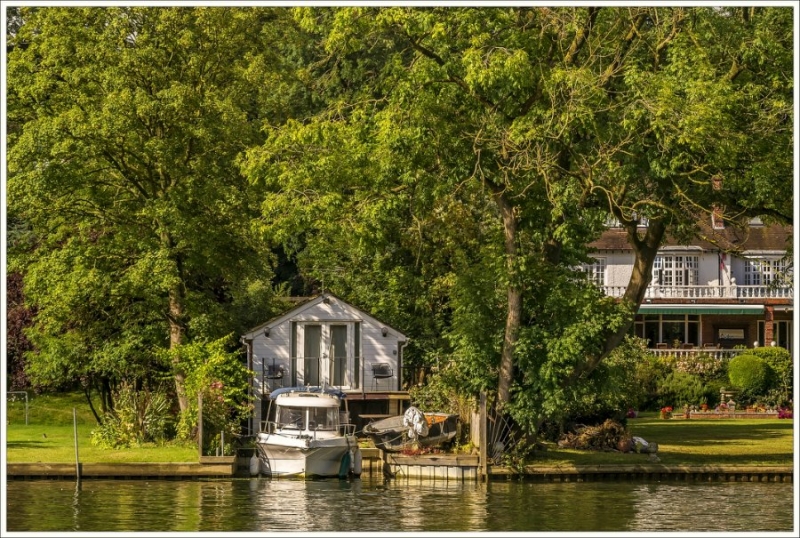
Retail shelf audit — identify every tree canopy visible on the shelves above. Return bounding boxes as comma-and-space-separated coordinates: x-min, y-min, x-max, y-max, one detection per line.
6, 6, 305, 412
243, 5, 793, 428
6, 5, 793, 436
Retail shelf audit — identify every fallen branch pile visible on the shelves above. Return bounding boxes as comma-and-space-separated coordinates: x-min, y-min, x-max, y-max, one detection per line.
557, 419, 632, 452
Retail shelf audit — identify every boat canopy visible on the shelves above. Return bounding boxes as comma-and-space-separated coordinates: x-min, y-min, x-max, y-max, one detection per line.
268, 385, 347, 401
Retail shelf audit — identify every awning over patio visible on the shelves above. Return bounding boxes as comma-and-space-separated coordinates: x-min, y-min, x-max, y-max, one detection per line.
637, 304, 765, 315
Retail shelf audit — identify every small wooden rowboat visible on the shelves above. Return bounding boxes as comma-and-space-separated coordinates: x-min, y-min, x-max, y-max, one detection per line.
363, 409, 459, 452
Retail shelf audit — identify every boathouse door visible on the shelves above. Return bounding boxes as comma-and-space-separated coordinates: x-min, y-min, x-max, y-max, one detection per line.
303, 324, 321, 386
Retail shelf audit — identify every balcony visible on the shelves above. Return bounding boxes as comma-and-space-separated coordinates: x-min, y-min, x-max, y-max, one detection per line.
600, 284, 793, 300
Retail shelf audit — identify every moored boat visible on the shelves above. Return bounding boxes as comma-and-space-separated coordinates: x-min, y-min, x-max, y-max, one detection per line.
363, 407, 459, 452
256, 386, 361, 478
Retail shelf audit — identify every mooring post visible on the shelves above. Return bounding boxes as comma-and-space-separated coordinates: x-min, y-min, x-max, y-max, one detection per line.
198, 392, 203, 458
73, 407, 80, 481
479, 392, 488, 481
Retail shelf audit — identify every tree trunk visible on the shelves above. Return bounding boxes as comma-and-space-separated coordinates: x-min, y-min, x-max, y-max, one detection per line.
162, 228, 189, 414
493, 189, 521, 410
170, 285, 189, 413
83, 385, 102, 425
567, 218, 667, 384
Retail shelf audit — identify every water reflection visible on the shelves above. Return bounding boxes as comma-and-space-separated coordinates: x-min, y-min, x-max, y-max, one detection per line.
5, 477, 793, 533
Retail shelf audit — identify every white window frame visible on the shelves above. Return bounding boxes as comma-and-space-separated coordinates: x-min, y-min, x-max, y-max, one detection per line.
580, 258, 607, 286
653, 254, 699, 287
745, 257, 789, 286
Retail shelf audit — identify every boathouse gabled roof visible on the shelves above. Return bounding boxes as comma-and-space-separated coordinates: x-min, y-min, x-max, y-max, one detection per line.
240, 291, 408, 342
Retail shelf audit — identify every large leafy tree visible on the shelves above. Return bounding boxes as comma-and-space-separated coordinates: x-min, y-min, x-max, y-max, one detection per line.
244, 6, 792, 430
6, 7, 303, 413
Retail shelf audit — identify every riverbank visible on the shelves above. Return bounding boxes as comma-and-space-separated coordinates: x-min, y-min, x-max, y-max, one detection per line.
6, 392, 795, 478
8, 459, 793, 483
7, 446, 794, 483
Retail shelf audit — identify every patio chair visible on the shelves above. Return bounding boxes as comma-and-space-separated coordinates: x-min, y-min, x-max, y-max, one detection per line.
371, 363, 394, 391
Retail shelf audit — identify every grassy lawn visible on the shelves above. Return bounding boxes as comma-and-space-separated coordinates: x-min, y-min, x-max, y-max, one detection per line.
531, 412, 794, 467
5, 392, 794, 467
5, 391, 197, 463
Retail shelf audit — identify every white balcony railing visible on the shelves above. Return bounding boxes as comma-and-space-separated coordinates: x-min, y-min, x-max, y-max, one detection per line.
600, 284, 793, 300
650, 349, 745, 361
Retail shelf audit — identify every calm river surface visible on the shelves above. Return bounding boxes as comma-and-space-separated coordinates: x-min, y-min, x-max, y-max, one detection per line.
5, 477, 795, 533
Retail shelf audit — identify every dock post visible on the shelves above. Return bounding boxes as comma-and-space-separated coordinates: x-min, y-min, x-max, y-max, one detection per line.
479, 392, 488, 481
73, 407, 80, 481
198, 392, 203, 458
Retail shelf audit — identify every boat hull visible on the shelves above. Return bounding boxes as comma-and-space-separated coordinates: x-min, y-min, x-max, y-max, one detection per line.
363, 413, 459, 452
257, 433, 356, 478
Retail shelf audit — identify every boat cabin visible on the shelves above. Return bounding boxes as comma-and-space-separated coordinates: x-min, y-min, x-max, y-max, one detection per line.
263, 387, 355, 438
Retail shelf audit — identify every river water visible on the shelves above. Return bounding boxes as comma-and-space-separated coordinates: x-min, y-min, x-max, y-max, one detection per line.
4, 477, 795, 533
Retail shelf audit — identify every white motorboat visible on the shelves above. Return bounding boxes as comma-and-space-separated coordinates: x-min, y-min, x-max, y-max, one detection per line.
255, 386, 362, 478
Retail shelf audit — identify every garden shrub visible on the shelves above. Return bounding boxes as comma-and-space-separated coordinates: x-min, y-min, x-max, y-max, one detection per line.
634, 354, 674, 411
90, 382, 172, 449
537, 336, 650, 441
728, 353, 774, 404
658, 370, 706, 409
751, 347, 793, 406
163, 335, 254, 455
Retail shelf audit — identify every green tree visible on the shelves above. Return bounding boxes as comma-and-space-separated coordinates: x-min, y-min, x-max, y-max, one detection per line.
244, 6, 792, 432
6, 7, 299, 415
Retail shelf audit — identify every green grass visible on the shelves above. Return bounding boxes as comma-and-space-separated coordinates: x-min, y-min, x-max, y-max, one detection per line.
5, 391, 197, 463
530, 412, 794, 467
5, 392, 795, 467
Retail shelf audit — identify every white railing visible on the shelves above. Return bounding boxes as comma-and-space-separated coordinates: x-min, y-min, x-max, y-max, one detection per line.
600, 284, 792, 299
650, 349, 745, 360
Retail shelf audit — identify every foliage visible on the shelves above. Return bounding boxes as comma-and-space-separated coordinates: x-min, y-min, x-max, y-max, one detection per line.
5, 6, 793, 436
669, 353, 728, 382
536, 336, 652, 441
657, 370, 706, 409
244, 5, 793, 435
5, 272, 34, 390
6, 391, 198, 463
751, 347, 793, 406
161, 335, 253, 453
6, 6, 289, 412
728, 354, 775, 404
90, 382, 172, 449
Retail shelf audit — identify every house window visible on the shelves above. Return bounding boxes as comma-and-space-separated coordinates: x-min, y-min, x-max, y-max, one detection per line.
637, 314, 700, 347
744, 258, 789, 286
580, 258, 607, 286
652, 255, 699, 287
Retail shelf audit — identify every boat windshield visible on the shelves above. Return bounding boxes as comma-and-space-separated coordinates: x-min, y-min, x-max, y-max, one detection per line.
277, 407, 340, 431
